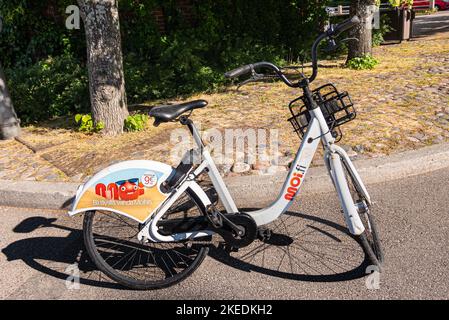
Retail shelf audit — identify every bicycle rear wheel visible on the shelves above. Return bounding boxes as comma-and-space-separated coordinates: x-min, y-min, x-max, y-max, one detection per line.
341, 159, 384, 269
83, 189, 209, 290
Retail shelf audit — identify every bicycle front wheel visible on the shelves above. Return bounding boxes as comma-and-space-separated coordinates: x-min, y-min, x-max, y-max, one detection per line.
342, 159, 384, 269
83, 189, 209, 290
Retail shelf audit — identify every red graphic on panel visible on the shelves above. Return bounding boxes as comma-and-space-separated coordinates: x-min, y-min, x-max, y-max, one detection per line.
95, 178, 144, 201
118, 181, 144, 201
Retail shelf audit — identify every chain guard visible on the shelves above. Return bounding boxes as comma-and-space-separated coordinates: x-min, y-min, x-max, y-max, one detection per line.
157, 212, 257, 249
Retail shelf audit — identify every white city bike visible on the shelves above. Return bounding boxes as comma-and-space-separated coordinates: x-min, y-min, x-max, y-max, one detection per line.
69, 16, 383, 290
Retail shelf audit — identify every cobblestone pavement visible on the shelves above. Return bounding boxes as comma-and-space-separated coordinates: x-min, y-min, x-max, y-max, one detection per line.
0, 139, 68, 182
1, 12, 448, 184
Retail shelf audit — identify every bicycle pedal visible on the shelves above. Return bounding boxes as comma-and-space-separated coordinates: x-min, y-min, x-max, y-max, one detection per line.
206, 205, 223, 228
225, 245, 239, 253
257, 228, 272, 241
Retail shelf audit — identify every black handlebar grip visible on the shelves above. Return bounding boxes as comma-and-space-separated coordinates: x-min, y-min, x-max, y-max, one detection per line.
331, 16, 360, 37
224, 64, 253, 78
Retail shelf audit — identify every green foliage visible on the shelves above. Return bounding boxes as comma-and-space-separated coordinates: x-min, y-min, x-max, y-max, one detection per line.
1, 0, 329, 123
4, 54, 89, 124
347, 54, 379, 70
124, 114, 149, 132
119, 0, 329, 103
74, 114, 104, 133
372, 15, 393, 47
388, 0, 414, 7
377, 0, 414, 8
0, 0, 85, 68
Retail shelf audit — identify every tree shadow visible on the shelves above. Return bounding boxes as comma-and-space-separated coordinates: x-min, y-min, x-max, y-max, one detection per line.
208, 209, 370, 282
1, 216, 126, 290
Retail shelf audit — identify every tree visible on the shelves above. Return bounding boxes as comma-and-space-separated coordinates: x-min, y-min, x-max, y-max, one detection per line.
0, 64, 20, 140
347, 0, 376, 61
77, 0, 128, 135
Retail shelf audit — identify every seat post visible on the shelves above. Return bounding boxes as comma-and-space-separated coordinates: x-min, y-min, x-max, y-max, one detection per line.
179, 116, 205, 150
179, 116, 239, 214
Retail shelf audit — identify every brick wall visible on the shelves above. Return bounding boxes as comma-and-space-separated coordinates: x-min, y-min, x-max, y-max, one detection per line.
152, 0, 195, 34
152, 7, 166, 33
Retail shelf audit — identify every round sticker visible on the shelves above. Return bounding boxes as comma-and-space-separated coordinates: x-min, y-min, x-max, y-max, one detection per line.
141, 171, 158, 188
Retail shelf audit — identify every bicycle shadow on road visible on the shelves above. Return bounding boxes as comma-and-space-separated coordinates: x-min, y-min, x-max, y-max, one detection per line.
1, 210, 369, 290
209, 210, 369, 283
1, 216, 127, 290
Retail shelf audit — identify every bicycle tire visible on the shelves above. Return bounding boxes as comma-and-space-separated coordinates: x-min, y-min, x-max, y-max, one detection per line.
341, 159, 384, 269
83, 188, 209, 290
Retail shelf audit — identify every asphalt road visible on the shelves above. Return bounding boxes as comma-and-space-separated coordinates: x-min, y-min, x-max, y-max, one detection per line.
412, 10, 449, 38
1, 167, 449, 300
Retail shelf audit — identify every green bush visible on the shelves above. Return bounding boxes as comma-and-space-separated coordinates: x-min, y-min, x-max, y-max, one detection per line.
372, 15, 393, 47
347, 54, 379, 70
117, 0, 329, 103
0, 0, 86, 68
5, 54, 90, 124
124, 114, 149, 132
74, 114, 104, 133
1, 0, 329, 122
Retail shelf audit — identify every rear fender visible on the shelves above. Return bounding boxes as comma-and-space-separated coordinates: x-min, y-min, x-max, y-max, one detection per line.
68, 160, 174, 223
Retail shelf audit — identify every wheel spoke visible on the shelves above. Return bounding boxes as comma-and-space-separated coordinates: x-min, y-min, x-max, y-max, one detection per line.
85, 189, 207, 288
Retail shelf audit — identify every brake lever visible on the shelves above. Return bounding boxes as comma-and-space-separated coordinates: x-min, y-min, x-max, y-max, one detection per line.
324, 37, 360, 53
236, 65, 276, 90
324, 38, 339, 53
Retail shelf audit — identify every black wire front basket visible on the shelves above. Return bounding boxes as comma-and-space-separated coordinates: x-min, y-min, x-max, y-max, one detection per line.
288, 83, 356, 140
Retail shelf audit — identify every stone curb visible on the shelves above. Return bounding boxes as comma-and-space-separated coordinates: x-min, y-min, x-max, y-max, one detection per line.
1, 142, 449, 210
226, 142, 449, 202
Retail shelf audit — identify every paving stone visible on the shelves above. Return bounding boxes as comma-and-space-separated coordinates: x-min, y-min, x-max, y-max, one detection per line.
43, 174, 60, 181
353, 145, 365, 153
272, 156, 294, 167
231, 162, 251, 173
252, 161, 271, 171
265, 165, 288, 175
346, 149, 358, 158
218, 164, 233, 175
407, 137, 421, 143
413, 133, 428, 141
69, 173, 84, 182
340, 144, 353, 152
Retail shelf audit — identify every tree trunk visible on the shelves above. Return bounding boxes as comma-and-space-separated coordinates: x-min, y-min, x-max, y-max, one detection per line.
77, 0, 128, 135
347, 0, 376, 62
0, 65, 21, 140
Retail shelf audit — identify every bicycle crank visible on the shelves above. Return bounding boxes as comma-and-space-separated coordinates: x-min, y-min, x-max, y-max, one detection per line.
211, 212, 258, 250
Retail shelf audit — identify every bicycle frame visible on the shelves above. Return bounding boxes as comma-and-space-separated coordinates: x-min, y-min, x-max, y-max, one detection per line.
137, 105, 368, 243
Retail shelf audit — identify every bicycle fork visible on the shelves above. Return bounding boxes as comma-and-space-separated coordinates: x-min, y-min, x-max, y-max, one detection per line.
324, 145, 368, 236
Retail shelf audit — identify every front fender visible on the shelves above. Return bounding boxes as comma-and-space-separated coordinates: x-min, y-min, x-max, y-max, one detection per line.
68, 160, 174, 223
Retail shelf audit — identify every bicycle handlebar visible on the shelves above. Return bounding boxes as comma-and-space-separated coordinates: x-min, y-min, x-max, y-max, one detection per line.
309, 15, 359, 82
224, 65, 253, 78
225, 61, 298, 87
225, 16, 360, 85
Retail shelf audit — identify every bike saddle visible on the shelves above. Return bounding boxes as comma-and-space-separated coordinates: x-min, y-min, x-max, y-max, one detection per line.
149, 100, 208, 125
